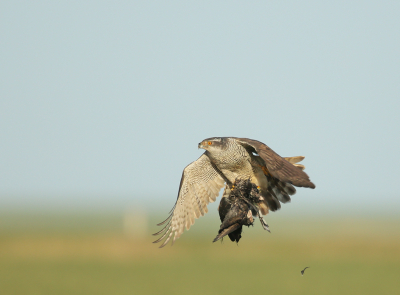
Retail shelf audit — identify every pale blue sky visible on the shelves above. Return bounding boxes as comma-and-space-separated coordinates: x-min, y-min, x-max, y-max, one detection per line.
1, 1, 399, 213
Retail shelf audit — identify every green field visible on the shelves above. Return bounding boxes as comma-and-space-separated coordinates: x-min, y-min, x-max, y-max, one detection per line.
1, 212, 399, 295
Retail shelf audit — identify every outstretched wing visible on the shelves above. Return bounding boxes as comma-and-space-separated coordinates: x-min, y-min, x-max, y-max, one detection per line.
236, 138, 315, 189
153, 153, 225, 248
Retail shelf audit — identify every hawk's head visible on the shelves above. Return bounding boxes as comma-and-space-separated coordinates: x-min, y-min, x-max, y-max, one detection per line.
198, 137, 225, 152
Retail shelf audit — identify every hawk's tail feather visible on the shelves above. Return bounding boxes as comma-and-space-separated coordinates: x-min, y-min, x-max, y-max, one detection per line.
294, 164, 305, 170
271, 177, 292, 203
284, 156, 306, 171
282, 182, 296, 195
284, 156, 305, 164
262, 185, 281, 212
272, 187, 291, 204
259, 156, 306, 210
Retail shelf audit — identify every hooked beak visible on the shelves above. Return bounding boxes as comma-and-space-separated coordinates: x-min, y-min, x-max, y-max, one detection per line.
198, 142, 204, 149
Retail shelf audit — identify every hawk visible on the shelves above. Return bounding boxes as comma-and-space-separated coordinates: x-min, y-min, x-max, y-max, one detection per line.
153, 137, 315, 247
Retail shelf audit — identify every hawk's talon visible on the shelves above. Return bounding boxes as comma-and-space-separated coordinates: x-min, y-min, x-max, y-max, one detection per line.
258, 209, 271, 233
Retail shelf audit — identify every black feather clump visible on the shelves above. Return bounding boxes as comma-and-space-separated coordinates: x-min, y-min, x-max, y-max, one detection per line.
213, 179, 268, 243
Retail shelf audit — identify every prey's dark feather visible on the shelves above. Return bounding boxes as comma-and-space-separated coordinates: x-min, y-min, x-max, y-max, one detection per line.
214, 179, 269, 243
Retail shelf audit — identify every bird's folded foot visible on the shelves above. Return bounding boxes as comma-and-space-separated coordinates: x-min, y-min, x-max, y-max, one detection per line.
258, 214, 270, 233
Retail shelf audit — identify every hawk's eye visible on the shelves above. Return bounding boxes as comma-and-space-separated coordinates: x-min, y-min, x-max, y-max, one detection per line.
208, 141, 212, 145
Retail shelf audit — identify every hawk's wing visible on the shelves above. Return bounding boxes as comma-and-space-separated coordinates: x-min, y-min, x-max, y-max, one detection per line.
153, 153, 225, 248
236, 138, 315, 189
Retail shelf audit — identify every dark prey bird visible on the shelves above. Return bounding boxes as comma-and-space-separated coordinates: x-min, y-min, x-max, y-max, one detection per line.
153, 137, 315, 248
214, 178, 269, 243
301, 267, 310, 276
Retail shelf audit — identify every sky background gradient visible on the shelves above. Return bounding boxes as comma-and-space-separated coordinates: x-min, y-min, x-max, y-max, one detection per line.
1, 1, 399, 214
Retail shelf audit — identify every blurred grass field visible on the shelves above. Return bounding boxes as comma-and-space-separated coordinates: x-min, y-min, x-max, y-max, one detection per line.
1, 211, 399, 295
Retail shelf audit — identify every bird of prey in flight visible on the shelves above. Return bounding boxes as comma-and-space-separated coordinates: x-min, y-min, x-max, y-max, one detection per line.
301, 267, 310, 276
153, 137, 315, 247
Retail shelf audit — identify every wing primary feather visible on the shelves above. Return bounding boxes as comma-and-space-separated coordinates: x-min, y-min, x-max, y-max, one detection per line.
153, 228, 171, 243
159, 231, 174, 248
153, 153, 226, 247
168, 204, 177, 214
152, 221, 172, 236
156, 213, 173, 226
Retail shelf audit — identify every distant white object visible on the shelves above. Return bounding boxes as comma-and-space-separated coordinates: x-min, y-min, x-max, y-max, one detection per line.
123, 208, 148, 238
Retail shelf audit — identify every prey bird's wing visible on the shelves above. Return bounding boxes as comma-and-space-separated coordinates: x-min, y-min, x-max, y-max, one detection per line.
236, 138, 315, 188
153, 153, 225, 248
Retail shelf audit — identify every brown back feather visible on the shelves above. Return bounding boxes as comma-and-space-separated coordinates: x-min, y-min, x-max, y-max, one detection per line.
236, 138, 316, 188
